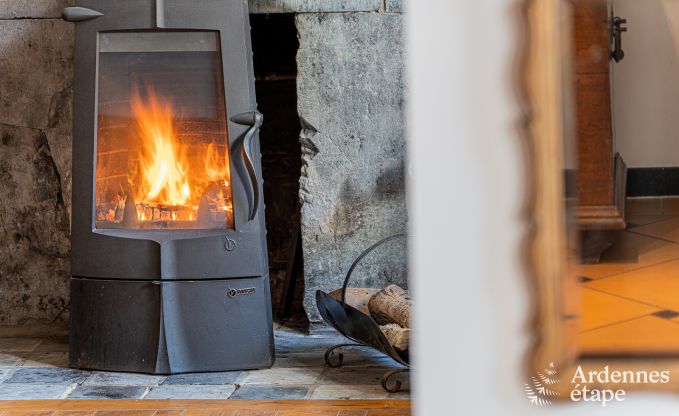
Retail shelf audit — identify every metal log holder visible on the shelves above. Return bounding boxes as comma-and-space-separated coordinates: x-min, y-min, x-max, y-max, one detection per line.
315, 234, 410, 393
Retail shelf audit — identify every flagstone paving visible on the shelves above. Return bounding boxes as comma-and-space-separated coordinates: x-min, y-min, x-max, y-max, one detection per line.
0, 325, 410, 400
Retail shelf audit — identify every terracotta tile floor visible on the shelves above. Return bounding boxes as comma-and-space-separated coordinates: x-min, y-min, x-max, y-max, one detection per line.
580, 198, 679, 356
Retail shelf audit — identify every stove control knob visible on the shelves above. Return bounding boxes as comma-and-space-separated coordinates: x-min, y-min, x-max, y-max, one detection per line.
224, 237, 237, 252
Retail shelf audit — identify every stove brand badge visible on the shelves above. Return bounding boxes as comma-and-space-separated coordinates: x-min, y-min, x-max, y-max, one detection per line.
525, 362, 560, 407
227, 287, 256, 298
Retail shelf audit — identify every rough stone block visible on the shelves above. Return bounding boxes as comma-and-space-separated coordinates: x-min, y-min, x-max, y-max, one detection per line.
67, 385, 148, 400
145, 385, 236, 400
0, 20, 73, 130
229, 385, 310, 400
250, 0, 381, 14
296, 13, 407, 322
0, 18, 73, 325
0, 0, 73, 19
0, 125, 70, 326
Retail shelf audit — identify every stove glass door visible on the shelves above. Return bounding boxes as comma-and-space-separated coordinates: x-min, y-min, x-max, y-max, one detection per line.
95, 31, 233, 230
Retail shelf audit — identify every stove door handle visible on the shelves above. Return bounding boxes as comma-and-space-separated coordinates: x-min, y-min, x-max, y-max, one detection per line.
231, 111, 264, 222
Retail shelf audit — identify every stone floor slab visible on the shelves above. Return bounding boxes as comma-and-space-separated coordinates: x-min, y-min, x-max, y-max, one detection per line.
33, 337, 69, 353
274, 335, 347, 354
0, 353, 24, 368
0, 384, 71, 400
310, 384, 390, 400
321, 345, 404, 368
67, 385, 148, 400
0, 338, 41, 353
237, 367, 322, 385
22, 351, 69, 368
228, 384, 311, 400
162, 371, 241, 385
4, 368, 88, 385
272, 352, 327, 368
321, 366, 401, 386
145, 385, 236, 399
0, 368, 14, 382
389, 390, 411, 400
0, 327, 412, 401
83, 371, 165, 387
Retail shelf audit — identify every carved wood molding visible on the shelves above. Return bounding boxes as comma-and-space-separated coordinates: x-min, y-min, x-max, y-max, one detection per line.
523, 0, 575, 380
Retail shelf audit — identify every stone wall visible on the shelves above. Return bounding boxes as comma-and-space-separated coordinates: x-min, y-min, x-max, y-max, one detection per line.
296, 12, 407, 321
0, 0, 406, 325
0, 1, 73, 325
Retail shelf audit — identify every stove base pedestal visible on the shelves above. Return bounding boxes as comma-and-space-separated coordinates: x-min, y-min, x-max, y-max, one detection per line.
69, 276, 274, 374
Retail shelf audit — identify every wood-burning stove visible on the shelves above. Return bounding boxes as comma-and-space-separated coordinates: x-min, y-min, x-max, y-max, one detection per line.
63, 0, 274, 373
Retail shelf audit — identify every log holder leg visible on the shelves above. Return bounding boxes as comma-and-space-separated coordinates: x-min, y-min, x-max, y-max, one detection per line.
324, 343, 363, 368
324, 343, 410, 392
382, 368, 410, 393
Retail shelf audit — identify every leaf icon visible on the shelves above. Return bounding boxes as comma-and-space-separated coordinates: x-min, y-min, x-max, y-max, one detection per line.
525, 364, 560, 406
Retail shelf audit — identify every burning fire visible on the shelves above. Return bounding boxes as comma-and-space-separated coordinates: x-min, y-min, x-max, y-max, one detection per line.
125, 86, 232, 224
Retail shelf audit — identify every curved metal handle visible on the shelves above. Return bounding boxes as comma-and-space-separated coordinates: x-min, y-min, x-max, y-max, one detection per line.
341, 234, 408, 304
231, 111, 263, 222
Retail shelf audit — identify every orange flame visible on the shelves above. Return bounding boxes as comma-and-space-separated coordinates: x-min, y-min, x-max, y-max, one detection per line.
129, 86, 232, 222
132, 88, 191, 206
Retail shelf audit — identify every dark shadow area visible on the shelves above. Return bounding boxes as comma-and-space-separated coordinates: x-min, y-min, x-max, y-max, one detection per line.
251, 14, 308, 329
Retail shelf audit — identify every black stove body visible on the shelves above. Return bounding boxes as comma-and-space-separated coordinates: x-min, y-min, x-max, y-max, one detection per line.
64, 0, 273, 373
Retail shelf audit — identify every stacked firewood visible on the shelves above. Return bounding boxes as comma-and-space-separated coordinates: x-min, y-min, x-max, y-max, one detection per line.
330, 284, 412, 354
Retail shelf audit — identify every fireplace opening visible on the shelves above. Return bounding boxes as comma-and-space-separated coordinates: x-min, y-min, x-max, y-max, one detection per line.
251, 15, 307, 326
95, 31, 233, 231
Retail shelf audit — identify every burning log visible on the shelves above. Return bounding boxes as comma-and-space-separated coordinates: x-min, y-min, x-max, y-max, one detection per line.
368, 284, 411, 328
134, 202, 195, 222
379, 323, 410, 353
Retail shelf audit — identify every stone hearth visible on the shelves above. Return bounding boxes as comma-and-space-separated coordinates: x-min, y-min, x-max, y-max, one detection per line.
0, 325, 409, 400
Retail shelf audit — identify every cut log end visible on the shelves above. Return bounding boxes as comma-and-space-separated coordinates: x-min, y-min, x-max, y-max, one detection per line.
368, 284, 411, 328
380, 323, 410, 353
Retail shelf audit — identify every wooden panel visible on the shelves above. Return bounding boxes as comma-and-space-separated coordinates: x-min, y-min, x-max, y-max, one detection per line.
575, 73, 614, 206
572, 0, 617, 209
572, 0, 610, 74
0, 401, 412, 416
